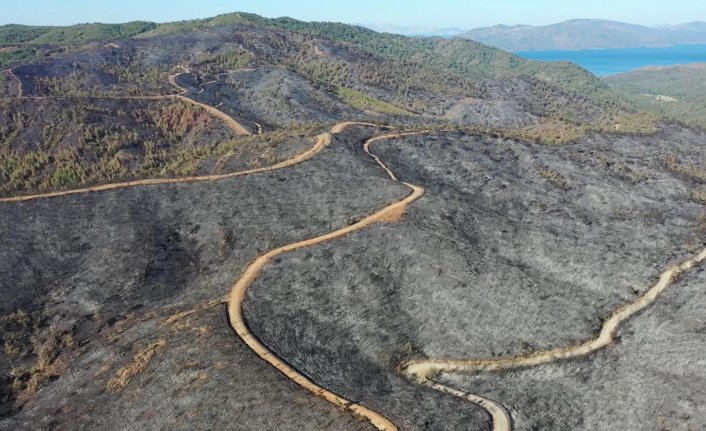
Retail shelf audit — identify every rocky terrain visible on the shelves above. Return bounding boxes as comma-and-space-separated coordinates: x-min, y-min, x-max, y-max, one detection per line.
1, 11, 705, 431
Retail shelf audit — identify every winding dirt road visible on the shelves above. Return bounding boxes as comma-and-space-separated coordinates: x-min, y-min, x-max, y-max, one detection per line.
0, 74, 368, 203
168, 71, 251, 136
1, 120, 409, 429
362, 132, 706, 431
227, 126, 427, 431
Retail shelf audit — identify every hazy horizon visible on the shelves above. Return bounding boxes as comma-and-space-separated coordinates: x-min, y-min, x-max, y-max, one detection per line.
1, 0, 704, 29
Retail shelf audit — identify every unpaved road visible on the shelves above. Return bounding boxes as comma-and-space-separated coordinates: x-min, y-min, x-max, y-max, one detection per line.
0, 121, 411, 430
169, 71, 251, 135
364, 132, 706, 431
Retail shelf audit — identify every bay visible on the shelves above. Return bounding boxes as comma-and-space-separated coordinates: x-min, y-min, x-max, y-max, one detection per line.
517, 44, 706, 76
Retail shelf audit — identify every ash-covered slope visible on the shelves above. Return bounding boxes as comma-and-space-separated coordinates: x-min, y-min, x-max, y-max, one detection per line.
245, 125, 706, 430
0, 125, 410, 430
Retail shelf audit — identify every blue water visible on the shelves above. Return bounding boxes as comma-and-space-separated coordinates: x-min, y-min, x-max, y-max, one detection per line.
517, 44, 706, 76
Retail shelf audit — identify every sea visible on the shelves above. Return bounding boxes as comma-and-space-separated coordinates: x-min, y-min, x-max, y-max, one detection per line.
516, 44, 706, 76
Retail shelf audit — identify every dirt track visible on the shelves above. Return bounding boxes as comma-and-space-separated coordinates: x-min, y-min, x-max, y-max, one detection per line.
4, 68, 23, 98
0, 121, 410, 430
168, 71, 251, 135
360, 131, 706, 431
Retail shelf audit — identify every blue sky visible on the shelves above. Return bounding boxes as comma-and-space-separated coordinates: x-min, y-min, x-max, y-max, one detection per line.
2, 0, 704, 28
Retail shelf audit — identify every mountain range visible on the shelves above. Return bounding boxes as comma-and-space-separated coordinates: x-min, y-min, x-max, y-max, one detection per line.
460, 19, 706, 51
361, 23, 465, 37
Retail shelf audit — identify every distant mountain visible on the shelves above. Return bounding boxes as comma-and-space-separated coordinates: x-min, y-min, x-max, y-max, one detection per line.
668, 21, 706, 34
361, 23, 465, 37
460, 19, 706, 51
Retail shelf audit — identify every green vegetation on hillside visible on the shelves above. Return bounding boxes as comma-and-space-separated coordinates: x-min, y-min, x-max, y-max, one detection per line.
605, 64, 706, 128
0, 100, 211, 195
0, 22, 158, 68
29, 65, 173, 97
0, 46, 50, 68
512, 112, 657, 145
0, 11, 668, 196
285, 51, 477, 116
0, 97, 321, 197
335, 86, 414, 116
193, 51, 256, 74
0, 22, 157, 45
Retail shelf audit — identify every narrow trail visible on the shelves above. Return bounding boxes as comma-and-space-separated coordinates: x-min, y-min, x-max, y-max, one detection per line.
3, 68, 23, 98
9, 68, 23, 98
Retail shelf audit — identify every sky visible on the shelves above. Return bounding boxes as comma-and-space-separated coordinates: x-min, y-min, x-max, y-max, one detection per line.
2, 0, 704, 29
